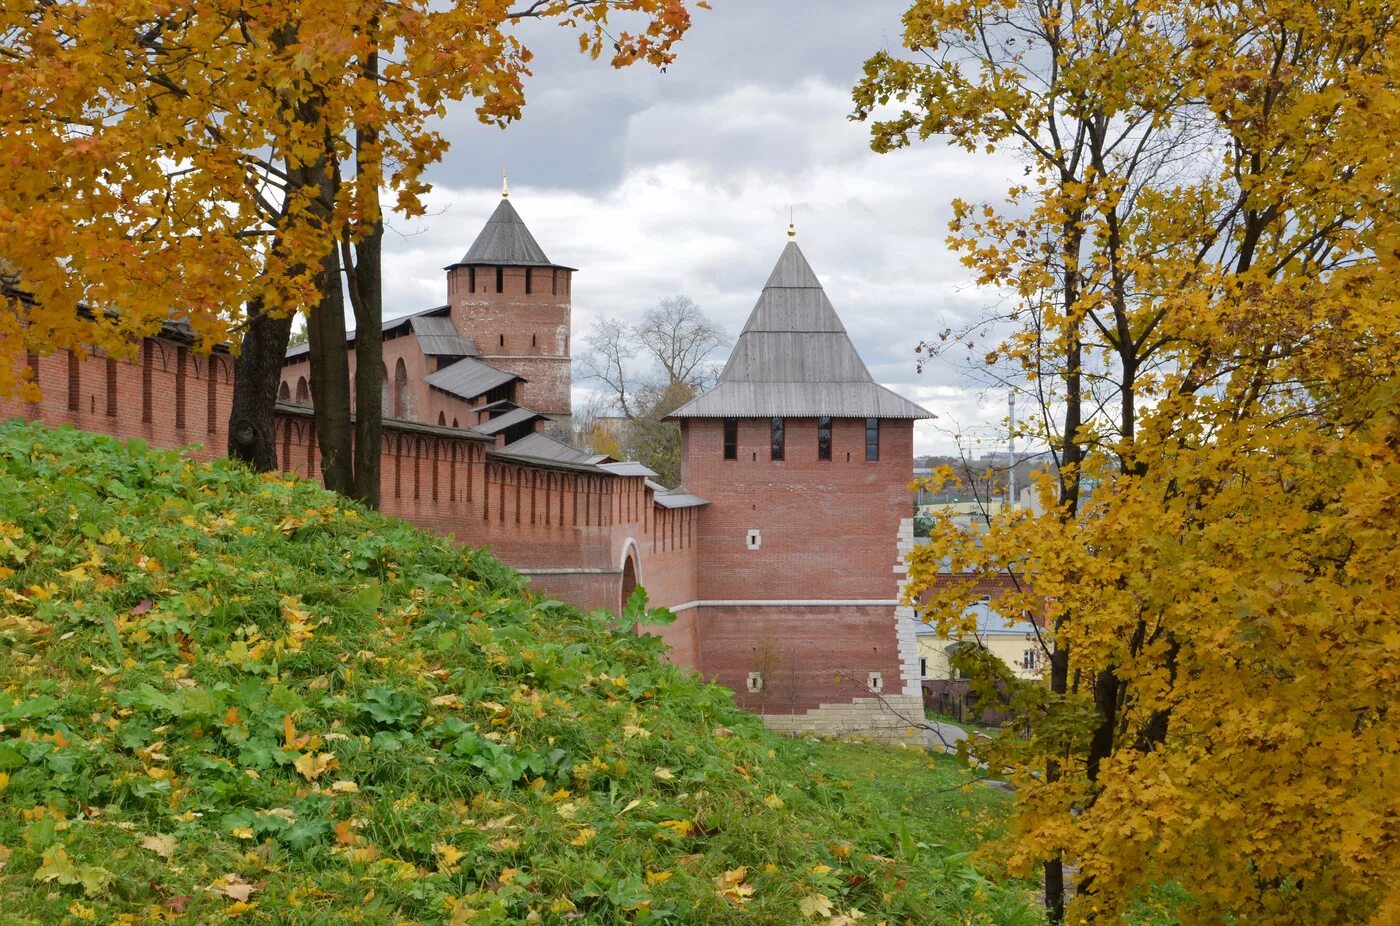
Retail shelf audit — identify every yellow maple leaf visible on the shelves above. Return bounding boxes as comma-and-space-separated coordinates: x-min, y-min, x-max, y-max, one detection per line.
799, 893, 834, 918
293, 752, 339, 781
433, 841, 465, 874
714, 866, 753, 905
139, 834, 177, 858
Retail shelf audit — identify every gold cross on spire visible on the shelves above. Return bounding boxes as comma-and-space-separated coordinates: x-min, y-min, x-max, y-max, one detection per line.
502, 169, 509, 199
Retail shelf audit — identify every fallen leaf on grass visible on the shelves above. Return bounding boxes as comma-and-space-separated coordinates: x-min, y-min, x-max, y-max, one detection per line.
714, 866, 753, 905
434, 842, 465, 874
294, 751, 339, 780
799, 893, 834, 918
209, 873, 257, 902
139, 834, 177, 858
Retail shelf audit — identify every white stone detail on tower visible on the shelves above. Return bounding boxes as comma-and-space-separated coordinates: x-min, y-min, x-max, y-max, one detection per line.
894, 517, 923, 698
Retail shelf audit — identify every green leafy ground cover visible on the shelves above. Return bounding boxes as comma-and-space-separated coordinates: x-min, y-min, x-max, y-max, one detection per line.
0, 421, 1035, 925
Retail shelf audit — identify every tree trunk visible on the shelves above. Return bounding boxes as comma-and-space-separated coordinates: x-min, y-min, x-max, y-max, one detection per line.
227, 296, 294, 470
349, 40, 383, 509
307, 237, 354, 495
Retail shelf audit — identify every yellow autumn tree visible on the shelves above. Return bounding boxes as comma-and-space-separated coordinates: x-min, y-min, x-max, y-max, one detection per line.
0, 0, 697, 496
855, 0, 1400, 923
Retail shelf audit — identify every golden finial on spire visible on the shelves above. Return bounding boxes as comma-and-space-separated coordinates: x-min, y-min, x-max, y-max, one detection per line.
502, 169, 509, 199
787, 205, 796, 240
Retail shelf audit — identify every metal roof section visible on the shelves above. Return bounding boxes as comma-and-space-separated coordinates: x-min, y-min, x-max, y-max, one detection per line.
473, 405, 550, 436
284, 305, 451, 360
670, 241, 934, 420
654, 490, 710, 509
453, 198, 575, 269
498, 432, 596, 465
596, 461, 658, 479
410, 316, 478, 357
673, 381, 935, 419
424, 356, 522, 401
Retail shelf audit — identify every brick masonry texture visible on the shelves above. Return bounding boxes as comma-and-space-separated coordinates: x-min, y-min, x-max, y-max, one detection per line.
4, 231, 923, 725
3, 342, 919, 718
448, 265, 572, 417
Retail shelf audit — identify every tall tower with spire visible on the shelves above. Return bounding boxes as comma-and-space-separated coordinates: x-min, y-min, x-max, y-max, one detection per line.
445, 189, 576, 424
670, 235, 934, 730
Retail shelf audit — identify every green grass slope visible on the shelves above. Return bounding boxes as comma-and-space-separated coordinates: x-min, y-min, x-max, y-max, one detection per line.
0, 421, 1034, 925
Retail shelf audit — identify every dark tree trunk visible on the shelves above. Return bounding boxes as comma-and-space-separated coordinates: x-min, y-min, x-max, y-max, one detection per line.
350, 226, 383, 508
227, 297, 295, 470
349, 41, 383, 509
307, 238, 354, 495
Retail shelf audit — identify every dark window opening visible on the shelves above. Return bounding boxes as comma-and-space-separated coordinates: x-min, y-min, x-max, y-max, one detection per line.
468, 267, 476, 292
106, 358, 118, 417
865, 417, 879, 461
531, 333, 537, 348
175, 347, 187, 429
67, 350, 80, 411
525, 268, 532, 294
818, 416, 832, 461
770, 417, 784, 461
551, 269, 558, 295
723, 418, 738, 460
495, 266, 504, 293
499, 333, 505, 348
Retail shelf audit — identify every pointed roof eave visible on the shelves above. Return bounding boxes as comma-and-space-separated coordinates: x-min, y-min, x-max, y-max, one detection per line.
446, 197, 577, 270
667, 239, 934, 421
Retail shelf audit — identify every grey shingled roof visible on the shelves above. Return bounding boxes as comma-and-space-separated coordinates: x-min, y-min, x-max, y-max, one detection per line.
410, 316, 477, 357
424, 356, 522, 401
654, 490, 709, 509
473, 405, 549, 436
454, 198, 569, 268
497, 432, 596, 465
596, 461, 658, 478
670, 242, 933, 420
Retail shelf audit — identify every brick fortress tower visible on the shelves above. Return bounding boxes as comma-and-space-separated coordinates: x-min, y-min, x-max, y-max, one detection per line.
669, 231, 934, 734
444, 184, 575, 430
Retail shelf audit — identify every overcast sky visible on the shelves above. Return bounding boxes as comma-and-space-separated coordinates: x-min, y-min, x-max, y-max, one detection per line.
379, 0, 1022, 457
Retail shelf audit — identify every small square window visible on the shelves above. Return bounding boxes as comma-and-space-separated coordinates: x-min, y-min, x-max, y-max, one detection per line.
747, 672, 763, 693
745, 529, 761, 550
867, 672, 883, 693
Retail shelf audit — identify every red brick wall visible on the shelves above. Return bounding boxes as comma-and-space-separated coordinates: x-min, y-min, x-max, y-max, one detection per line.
681, 416, 913, 601
676, 416, 914, 711
693, 605, 904, 713
4, 343, 232, 462
278, 333, 480, 429
6, 337, 701, 627
447, 265, 571, 417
